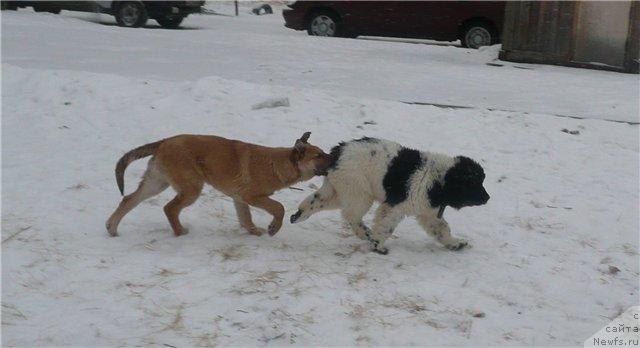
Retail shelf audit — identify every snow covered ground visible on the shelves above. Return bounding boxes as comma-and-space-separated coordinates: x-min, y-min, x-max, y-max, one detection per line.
2, 4, 639, 347
1, 5, 638, 123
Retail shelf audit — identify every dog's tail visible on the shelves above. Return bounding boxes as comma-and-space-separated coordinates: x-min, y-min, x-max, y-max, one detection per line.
115, 140, 163, 195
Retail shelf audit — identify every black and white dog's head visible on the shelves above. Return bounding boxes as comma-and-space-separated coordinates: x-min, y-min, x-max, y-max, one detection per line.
429, 156, 490, 210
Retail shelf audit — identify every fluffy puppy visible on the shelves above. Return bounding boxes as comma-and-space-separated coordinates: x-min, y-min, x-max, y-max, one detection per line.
106, 132, 331, 237
290, 137, 489, 254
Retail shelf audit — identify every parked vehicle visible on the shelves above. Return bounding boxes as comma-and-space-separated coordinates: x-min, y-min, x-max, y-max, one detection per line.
282, 1, 505, 48
0, 1, 205, 28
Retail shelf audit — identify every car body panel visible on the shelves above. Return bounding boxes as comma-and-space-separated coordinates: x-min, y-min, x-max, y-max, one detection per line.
283, 1, 505, 42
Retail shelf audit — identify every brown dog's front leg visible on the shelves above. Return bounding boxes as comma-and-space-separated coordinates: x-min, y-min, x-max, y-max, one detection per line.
233, 200, 265, 236
244, 196, 284, 236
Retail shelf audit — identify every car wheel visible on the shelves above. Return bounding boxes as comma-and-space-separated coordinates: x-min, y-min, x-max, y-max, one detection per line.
115, 2, 148, 28
156, 16, 184, 29
461, 22, 497, 49
307, 11, 341, 37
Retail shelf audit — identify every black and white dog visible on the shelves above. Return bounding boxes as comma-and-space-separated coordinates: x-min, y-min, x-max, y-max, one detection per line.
290, 137, 490, 254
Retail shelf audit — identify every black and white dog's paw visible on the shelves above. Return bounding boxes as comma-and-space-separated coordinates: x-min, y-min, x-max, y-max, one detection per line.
368, 239, 389, 255
354, 222, 370, 240
445, 239, 469, 251
290, 210, 304, 223
372, 246, 389, 255
355, 232, 368, 240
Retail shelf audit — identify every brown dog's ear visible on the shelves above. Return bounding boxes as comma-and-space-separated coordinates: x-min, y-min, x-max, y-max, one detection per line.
292, 132, 311, 161
291, 131, 312, 163
299, 131, 311, 143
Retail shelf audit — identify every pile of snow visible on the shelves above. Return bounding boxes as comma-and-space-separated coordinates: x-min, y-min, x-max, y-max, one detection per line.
251, 96, 290, 110
476, 44, 502, 62
2, 64, 638, 346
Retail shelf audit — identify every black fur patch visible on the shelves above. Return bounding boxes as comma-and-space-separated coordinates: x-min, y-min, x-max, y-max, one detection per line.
427, 181, 445, 208
383, 148, 423, 206
327, 142, 345, 171
328, 137, 380, 171
354, 137, 379, 143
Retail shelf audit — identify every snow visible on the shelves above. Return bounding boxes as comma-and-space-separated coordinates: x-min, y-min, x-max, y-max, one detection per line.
1, 6, 638, 123
2, 4, 639, 347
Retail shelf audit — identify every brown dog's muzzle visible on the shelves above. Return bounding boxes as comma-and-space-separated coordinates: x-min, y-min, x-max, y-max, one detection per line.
315, 168, 328, 176
314, 154, 332, 176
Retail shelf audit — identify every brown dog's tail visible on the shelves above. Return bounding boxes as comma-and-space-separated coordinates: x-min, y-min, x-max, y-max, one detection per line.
115, 140, 163, 195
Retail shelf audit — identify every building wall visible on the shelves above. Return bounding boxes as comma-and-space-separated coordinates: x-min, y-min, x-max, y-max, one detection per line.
624, 1, 640, 73
500, 1, 639, 73
573, 1, 631, 68
501, 1, 575, 61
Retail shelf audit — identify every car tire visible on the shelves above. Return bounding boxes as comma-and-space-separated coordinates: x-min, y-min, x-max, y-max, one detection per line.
115, 2, 148, 28
307, 11, 351, 38
460, 21, 497, 49
156, 16, 184, 29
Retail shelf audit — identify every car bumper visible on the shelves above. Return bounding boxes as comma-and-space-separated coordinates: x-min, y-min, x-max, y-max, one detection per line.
283, 8, 305, 30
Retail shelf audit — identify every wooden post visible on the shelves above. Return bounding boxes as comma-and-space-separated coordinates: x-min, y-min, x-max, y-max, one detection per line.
235, 0, 238, 16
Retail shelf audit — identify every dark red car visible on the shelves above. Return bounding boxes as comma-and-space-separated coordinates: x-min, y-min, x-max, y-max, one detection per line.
283, 1, 505, 48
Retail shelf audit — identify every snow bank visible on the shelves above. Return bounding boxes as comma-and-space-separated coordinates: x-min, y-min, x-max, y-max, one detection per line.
2, 65, 638, 346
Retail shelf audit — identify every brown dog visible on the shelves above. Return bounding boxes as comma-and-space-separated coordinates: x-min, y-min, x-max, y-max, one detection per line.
106, 132, 330, 237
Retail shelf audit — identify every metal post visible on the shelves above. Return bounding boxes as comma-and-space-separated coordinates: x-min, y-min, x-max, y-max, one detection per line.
235, 0, 238, 16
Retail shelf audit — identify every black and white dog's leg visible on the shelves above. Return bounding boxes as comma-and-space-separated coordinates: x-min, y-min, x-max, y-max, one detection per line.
339, 196, 373, 241
417, 214, 468, 251
290, 179, 339, 223
367, 204, 403, 255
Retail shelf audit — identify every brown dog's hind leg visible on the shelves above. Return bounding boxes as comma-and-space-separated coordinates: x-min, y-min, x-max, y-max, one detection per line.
106, 159, 169, 236
233, 200, 265, 236
163, 181, 202, 237
244, 196, 285, 236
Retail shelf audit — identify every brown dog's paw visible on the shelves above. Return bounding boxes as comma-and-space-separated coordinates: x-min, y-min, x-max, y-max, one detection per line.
174, 227, 190, 237
268, 223, 282, 237
106, 221, 118, 237
248, 227, 266, 236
